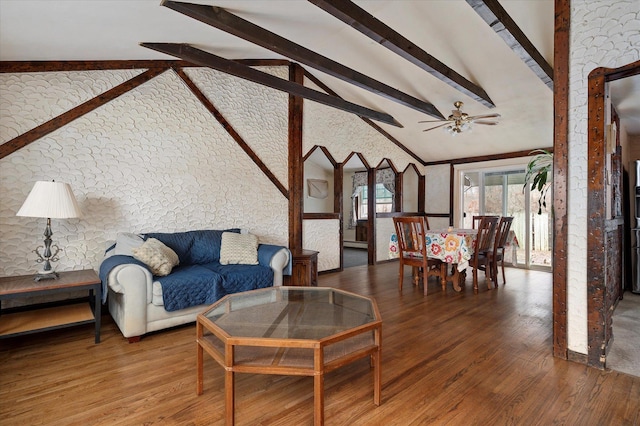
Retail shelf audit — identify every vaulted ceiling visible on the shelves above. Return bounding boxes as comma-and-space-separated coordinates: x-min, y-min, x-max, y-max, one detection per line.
1, 0, 559, 163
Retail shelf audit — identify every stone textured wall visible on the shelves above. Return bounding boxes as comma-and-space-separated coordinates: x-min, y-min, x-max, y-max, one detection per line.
303, 100, 422, 172
0, 67, 289, 277
0, 64, 421, 278
303, 219, 340, 271
567, 0, 640, 353
425, 164, 451, 215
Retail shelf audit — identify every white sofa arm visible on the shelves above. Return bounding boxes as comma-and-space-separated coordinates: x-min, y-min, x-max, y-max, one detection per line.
107, 263, 153, 339
269, 248, 290, 287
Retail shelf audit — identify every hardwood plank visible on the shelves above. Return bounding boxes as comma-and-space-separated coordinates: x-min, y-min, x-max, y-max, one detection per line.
308, 0, 495, 108
140, 43, 401, 127
160, 0, 444, 119
0, 264, 638, 425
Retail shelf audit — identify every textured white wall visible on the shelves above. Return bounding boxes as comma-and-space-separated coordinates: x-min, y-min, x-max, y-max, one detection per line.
0, 67, 289, 277
303, 161, 334, 213
376, 217, 396, 262
303, 100, 422, 172
402, 167, 419, 213
425, 164, 450, 214
567, 0, 640, 353
303, 219, 340, 271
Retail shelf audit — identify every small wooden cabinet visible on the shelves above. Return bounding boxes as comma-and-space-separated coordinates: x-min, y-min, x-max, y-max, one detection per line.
286, 250, 319, 287
356, 219, 368, 242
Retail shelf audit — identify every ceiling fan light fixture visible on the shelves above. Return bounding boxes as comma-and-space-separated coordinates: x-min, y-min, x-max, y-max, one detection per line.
422, 101, 500, 135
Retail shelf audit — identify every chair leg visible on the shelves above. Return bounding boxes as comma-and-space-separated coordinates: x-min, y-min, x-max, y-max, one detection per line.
501, 259, 506, 285
440, 263, 446, 291
473, 267, 478, 293
485, 262, 492, 290
398, 263, 404, 291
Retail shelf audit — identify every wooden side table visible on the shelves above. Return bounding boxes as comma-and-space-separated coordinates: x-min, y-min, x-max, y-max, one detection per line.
0, 269, 102, 343
286, 250, 319, 287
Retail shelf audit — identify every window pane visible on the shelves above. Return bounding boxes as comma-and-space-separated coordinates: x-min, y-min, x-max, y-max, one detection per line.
463, 172, 479, 228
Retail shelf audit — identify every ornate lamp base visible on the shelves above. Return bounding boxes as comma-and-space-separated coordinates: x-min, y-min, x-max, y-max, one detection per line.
34, 271, 59, 282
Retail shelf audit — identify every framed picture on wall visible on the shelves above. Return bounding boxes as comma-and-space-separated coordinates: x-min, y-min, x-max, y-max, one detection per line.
307, 179, 328, 199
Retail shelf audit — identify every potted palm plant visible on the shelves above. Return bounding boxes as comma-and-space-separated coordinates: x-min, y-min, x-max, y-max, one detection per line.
524, 150, 553, 214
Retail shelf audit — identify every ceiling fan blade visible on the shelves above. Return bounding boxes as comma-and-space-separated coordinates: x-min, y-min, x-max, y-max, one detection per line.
418, 119, 449, 123
473, 120, 499, 125
422, 122, 450, 132
469, 113, 501, 120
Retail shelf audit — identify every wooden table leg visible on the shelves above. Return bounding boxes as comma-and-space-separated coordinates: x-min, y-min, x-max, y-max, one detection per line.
225, 344, 235, 425
225, 370, 234, 425
452, 265, 462, 292
314, 347, 324, 426
196, 324, 204, 395
373, 328, 382, 406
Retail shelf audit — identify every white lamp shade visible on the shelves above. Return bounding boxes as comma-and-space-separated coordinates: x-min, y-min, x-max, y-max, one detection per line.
16, 181, 82, 219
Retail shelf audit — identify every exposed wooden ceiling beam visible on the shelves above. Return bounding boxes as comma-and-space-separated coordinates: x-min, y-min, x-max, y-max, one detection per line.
465, 0, 553, 90
304, 69, 425, 165
308, 0, 495, 109
160, 0, 444, 119
140, 43, 402, 127
0, 68, 167, 159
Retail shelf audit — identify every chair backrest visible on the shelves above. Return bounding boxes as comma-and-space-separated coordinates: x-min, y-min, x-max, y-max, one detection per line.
494, 216, 514, 253
393, 216, 428, 258
472, 215, 499, 229
472, 215, 482, 229
475, 216, 499, 255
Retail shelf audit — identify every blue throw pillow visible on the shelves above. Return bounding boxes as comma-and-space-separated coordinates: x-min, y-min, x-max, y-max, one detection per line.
145, 229, 240, 265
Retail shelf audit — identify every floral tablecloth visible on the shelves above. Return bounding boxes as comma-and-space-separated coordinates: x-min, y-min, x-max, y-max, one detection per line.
389, 228, 520, 269
389, 228, 477, 272
426, 229, 476, 271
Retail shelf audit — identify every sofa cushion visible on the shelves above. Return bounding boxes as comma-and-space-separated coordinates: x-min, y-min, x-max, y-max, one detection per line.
145, 229, 240, 265
155, 265, 225, 311
202, 262, 273, 294
132, 238, 179, 276
220, 232, 259, 265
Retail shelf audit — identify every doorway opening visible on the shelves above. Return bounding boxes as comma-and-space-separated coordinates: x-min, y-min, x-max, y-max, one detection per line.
457, 162, 552, 270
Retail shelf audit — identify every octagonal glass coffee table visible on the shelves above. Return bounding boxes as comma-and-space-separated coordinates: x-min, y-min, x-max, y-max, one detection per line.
196, 286, 382, 426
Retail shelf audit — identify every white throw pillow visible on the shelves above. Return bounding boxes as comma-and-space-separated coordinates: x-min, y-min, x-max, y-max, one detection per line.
114, 232, 144, 256
132, 238, 179, 276
219, 232, 259, 265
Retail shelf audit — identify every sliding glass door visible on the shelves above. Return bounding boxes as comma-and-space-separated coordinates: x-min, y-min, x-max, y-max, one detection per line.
461, 167, 552, 269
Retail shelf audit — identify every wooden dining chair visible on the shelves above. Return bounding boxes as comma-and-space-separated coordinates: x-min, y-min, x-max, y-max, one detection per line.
469, 216, 499, 292
393, 216, 445, 295
472, 215, 499, 229
489, 216, 514, 286
472, 215, 483, 229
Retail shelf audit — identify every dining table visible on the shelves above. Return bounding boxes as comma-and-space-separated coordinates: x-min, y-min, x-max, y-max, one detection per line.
425, 228, 477, 292
389, 227, 519, 292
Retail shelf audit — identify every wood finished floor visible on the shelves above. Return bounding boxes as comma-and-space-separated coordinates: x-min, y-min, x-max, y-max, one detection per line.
1, 263, 639, 425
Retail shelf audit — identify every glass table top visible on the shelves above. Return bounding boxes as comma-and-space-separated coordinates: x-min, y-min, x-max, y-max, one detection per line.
201, 286, 379, 341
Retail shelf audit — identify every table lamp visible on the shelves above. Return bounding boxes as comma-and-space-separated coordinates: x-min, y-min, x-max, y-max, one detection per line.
16, 181, 82, 281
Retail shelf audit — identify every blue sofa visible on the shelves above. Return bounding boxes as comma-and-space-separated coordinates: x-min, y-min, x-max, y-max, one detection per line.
100, 229, 291, 342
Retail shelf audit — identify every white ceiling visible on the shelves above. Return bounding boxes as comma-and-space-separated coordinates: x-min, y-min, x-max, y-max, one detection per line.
0, 0, 637, 163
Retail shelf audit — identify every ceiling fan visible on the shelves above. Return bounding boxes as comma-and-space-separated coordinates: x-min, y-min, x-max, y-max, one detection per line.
419, 101, 501, 135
